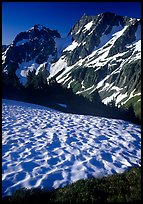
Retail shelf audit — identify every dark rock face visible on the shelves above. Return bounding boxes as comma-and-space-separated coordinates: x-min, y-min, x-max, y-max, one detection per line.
64, 12, 131, 66
108, 22, 139, 57
2, 24, 61, 87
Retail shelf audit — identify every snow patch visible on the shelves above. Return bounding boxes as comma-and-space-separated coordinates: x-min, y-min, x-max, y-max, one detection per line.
123, 90, 141, 105
116, 92, 128, 104
2, 65, 8, 74
2, 46, 11, 64
35, 62, 47, 75
63, 41, 79, 52
111, 86, 123, 92
15, 39, 29, 46
83, 25, 128, 69
49, 58, 67, 77
58, 104, 67, 108
2, 54, 6, 65
16, 60, 39, 85
102, 92, 119, 105
67, 79, 74, 89
76, 85, 94, 95
83, 21, 94, 32
134, 40, 141, 52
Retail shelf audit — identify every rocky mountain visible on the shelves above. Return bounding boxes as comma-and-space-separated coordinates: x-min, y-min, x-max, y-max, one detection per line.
2, 12, 141, 118
49, 12, 141, 118
2, 24, 61, 87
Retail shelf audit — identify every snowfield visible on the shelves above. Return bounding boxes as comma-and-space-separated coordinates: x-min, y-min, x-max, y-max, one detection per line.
2, 99, 141, 196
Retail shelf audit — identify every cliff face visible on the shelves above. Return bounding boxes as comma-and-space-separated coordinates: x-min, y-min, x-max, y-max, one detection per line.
2, 24, 60, 86
51, 12, 141, 117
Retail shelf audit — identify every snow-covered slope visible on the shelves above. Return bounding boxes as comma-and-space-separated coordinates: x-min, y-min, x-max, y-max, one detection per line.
50, 13, 141, 112
2, 99, 141, 196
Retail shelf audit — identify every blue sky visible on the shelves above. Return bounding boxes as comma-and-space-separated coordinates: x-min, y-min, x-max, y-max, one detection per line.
2, 2, 141, 45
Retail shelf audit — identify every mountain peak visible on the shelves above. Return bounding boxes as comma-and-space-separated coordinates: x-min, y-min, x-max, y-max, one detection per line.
34, 24, 46, 31
28, 24, 46, 32
27, 24, 61, 38
100, 11, 116, 16
80, 13, 88, 18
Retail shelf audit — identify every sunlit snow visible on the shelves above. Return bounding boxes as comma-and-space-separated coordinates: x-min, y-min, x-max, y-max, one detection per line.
2, 99, 141, 197
63, 41, 79, 52
83, 21, 94, 32
16, 60, 40, 85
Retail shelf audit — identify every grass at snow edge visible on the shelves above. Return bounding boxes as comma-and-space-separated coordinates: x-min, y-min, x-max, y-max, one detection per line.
2, 166, 141, 203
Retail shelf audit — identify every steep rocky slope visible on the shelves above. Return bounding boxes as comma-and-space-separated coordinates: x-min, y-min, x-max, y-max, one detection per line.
2, 24, 61, 87
50, 12, 141, 117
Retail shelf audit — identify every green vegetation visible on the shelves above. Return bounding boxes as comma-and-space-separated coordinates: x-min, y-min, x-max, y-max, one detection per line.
123, 95, 141, 119
25, 67, 49, 89
2, 167, 141, 203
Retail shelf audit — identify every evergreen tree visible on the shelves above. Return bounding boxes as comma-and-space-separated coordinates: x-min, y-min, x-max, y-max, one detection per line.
90, 90, 102, 106
25, 70, 36, 89
108, 97, 116, 107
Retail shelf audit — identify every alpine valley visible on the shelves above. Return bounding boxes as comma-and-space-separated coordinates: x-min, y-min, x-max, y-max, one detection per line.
2, 12, 141, 122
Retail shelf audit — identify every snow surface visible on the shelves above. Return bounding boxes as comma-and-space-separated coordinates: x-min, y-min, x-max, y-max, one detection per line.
15, 39, 29, 46
2, 99, 141, 197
